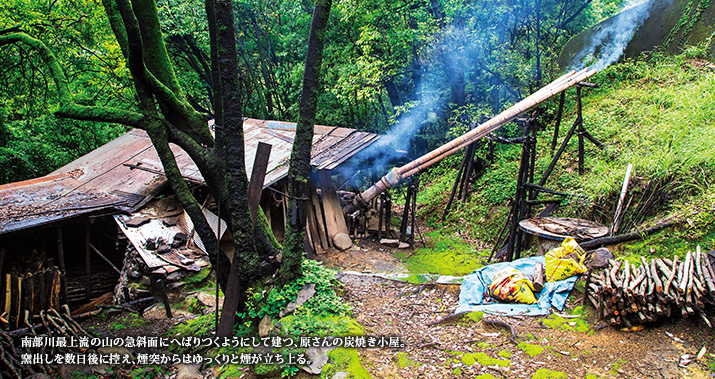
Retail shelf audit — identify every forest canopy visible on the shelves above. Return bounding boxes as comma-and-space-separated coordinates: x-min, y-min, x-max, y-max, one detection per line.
0, 0, 628, 184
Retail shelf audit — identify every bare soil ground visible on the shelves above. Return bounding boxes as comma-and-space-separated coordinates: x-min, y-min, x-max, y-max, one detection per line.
71, 238, 715, 379
319, 240, 715, 379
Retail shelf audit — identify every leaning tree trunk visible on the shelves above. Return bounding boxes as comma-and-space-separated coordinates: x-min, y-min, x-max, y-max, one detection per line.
281, 0, 333, 285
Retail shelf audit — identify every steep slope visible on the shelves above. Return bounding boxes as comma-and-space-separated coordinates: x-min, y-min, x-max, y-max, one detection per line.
418, 53, 715, 259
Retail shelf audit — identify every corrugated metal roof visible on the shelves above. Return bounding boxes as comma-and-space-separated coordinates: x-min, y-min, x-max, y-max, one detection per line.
1, 118, 378, 235
0, 173, 132, 235
241, 119, 380, 187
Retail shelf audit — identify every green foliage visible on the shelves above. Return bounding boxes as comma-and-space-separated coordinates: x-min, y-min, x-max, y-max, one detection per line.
418, 53, 715, 259
110, 313, 150, 330
243, 259, 353, 337
129, 366, 162, 379
171, 312, 217, 338
0, 116, 126, 183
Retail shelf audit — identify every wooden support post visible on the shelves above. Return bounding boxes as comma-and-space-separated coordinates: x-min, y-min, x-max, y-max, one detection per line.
218, 143, 272, 338
152, 277, 172, 318
85, 222, 92, 301
320, 170, 351, 250
550, 92, 565, 154
506, 127, 533, 261
410, 180, 417, 248
576, 86, 585, 175
399, 185, 413, 243
385, 194, 392, 238
377, 192, 385, 241
442, 149, 468, 221
248, 142, 272, 224
10, 275, 21, 329
460, 142, 477, 202
55, 227, 69, 305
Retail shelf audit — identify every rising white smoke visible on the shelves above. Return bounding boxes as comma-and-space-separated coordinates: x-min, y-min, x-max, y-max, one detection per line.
571, 0, 656, 71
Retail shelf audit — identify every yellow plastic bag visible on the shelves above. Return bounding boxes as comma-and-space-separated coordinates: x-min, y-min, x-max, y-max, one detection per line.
488, 267, 538, 304
545, 237, 587, 282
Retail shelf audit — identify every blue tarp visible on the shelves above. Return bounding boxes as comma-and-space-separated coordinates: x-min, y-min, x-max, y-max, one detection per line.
455, 256, 578, 316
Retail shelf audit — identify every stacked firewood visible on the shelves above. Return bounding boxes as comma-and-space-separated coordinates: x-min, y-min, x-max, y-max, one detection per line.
584, 247, 715, 329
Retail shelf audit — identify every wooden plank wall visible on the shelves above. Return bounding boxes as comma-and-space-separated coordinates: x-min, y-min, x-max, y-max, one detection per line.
302, 171, 352, 254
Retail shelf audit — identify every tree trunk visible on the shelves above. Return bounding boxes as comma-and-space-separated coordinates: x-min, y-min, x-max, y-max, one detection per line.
281, 0, 333, 285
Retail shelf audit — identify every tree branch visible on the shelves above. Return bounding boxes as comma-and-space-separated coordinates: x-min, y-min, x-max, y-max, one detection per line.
0, 32, 144, 126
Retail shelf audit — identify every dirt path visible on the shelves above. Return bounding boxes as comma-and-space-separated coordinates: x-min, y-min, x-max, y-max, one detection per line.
321, 242, 715, 379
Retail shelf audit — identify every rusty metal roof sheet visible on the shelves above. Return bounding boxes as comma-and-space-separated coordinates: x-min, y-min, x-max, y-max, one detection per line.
241, 119, 380, 187
0, 173, 132, 235
1, 118, 377, 235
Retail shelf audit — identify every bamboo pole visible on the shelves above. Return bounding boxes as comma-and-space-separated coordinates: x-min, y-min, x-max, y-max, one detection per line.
346, 68, 597, 211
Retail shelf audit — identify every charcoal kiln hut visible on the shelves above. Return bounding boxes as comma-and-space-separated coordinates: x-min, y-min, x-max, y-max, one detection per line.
0, 118, 379, 328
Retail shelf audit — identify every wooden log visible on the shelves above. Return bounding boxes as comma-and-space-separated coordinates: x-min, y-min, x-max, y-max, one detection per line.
698, 310, 712, 328
622, 261, 630, 294
700, 248, 715, 297
650, 259, 663, 293
640, 257, 654, 300
305, 201, 323, 254
320, 171, 352, 250
3, 274, 10, 317
679, 251, 691, 294
533, 262, 545, 292
23, 273, 34, 321
309, 183, 330, 250
628, 266, 645, 293
610, 163, 633, 236
580, 220, 677, 249
35, 269, 46, 314
686, 252, 695, 295
48, 268, 60, 311
609, 260, 622, 287
664, 255, 679, 295
10, 275, 21, 330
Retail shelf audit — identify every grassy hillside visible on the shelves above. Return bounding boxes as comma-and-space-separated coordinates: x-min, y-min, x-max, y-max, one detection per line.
417, 52, 715, 261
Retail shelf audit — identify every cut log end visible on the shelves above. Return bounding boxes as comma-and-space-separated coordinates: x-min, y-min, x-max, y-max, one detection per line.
332, 233, 352, 251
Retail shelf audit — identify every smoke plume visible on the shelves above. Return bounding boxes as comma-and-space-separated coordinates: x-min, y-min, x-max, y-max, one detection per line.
571, 0, 656, 71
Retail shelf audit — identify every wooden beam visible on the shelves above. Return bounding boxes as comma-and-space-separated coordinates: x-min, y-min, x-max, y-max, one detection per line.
319, 170, 351, 250
248, 142, 272, 224
309, 183, 330, 249
86, 222, 92, 301
218, 142, 271, 339
88, 243, 121, 274
55, 227, 69, 305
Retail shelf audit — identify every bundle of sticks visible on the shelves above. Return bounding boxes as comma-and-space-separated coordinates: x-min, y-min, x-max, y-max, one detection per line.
584, 246, 715, 329
1, 305, 94, 379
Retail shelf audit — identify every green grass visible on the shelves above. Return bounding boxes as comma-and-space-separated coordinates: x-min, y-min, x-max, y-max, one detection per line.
416, 53, 715, 259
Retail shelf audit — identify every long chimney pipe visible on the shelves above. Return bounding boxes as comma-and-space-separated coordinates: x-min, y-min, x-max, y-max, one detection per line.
345, 68, 598, 214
